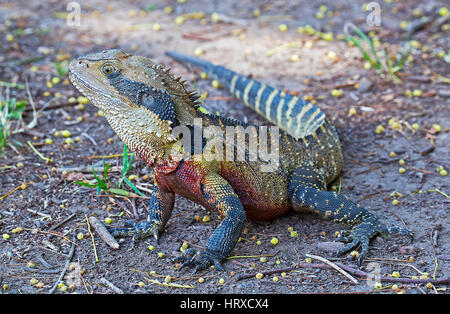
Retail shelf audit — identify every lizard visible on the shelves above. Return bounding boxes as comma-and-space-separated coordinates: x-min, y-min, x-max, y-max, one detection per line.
69, 49, 412, 272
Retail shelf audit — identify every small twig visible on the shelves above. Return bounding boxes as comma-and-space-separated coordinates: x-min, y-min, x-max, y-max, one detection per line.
27, 140, 52, 163
81, 132, 97, 146
0, 181, 33, 201
85, 215, 99, 262
82, 154, 123, 159
88, 216, 120, 249
49, 232, 76, 294
48, 213, 76, 232
306, 254, 358, 284
100, 278, 124, 294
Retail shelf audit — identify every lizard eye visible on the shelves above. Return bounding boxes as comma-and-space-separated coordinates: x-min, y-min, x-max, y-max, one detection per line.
101, 64, 116, 75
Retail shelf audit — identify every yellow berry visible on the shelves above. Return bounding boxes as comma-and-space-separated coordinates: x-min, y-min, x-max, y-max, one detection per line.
392, 271, 400, 278
255, 273, 264, 279
157, 252, 164, 258
6, 33, 14, 42
392, 284, 399, 290
399, 21, 409, 30
350, 251, 359, 259
440, 169, 448, 176
211, 80, 221, 89
3, 233, 10, 240
76, 232, 84, 240
290, 54, 299, 62
331, 89, 343, 97
164, 6, 173, 14
175, 16, 185, 25
61, 130, 71, 138
305, 257, 312, 263
392, 199, 399, 206
411, 123, 419, 130
16, 162, 24, 168
104, 217, 112, 224
12, 227, 23, 233
256, 240, 262, 245
438, 7, 448, 16
273, 276, 279, 282
432, 124, 441, 133
270, 237, 279, 245
148, 245, 155, 251
45, 138, 53, 144
374, 282, 383, 289
194, 48, 204, 56
290, 231, 298, 237
77, 96, 89, 104
412, 89, 422, 97
218, 278, 225, 284
152, 23, 161, 31
389, 151, 397, 157
30, 278, 39, 285
252, 9, 261, 17
321, 32, 333, 41
278, 24, 288, 32
348, 107, 357, 116
211, 13, 220, 23
137, 281, 145, 287
198, 277, 205, 283
64, 137, 74, 145
398, 159, 405, 166
202, 215, 211, 222
399, 167, 406, 174
260, 257, 267, 263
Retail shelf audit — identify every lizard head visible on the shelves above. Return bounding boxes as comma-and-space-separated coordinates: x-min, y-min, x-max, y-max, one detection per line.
69, 49, 200, 166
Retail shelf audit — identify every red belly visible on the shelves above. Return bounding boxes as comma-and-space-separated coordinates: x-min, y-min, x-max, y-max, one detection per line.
156, 161, 291, 222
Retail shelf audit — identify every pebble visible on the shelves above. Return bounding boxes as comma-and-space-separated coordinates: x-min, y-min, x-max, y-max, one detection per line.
317, 241, 345, 253
358, 77, 373, 93
438, 90, 450, 98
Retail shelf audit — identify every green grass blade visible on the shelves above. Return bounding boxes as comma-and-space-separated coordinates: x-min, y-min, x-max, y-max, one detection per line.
124, 177, 144, 196
73, 181, 98, 188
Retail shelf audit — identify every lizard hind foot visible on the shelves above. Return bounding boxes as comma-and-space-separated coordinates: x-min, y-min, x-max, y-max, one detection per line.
335, 218, 413, 266
173, 248, 225, 273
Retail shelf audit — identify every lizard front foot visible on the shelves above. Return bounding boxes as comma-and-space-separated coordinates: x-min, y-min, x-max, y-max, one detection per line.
335, 217, 412, 266
107, 220, 162, 245
173, 248, 225, 272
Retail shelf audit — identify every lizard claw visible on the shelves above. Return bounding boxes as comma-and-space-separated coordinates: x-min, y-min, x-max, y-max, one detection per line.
335, 217, 412, 266
173, 248, 225, 272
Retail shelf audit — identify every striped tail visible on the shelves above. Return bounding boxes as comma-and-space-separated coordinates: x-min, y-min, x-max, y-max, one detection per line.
165, 51, 325, 139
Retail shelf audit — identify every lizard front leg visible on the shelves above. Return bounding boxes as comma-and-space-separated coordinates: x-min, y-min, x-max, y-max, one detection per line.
288, 166, 412, 265
174, 173, 246, 272
108, 183, 175, 245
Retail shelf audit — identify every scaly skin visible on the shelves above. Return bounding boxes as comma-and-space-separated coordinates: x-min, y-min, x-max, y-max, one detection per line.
69, 49, 412, 272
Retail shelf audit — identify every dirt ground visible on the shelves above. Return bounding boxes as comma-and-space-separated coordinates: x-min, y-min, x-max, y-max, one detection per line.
0, 0, 448, 295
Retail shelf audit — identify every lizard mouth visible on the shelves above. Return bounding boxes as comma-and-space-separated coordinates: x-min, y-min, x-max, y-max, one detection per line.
69, 71, 113, 100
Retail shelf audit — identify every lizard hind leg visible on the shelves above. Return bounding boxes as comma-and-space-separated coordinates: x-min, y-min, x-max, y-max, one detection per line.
288, 166, 412, 265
